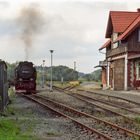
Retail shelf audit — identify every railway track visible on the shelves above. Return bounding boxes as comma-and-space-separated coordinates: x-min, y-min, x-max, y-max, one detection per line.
53, 86, 140, 133
21, 93, 112, 140
63, 85, 76, 90
77, 89, 140, 106
53, 86, 135, 121
75, 91, 140, 116
22, 93, 140, 140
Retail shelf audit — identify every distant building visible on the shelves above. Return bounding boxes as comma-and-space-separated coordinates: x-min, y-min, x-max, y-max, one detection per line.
97, 8, 140, 90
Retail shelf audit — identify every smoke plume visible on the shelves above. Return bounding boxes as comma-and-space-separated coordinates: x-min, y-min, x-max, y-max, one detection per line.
17, 5, 44, 60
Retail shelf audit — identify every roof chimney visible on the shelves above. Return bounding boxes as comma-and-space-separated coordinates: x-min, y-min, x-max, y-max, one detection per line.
137, 8, 140, 12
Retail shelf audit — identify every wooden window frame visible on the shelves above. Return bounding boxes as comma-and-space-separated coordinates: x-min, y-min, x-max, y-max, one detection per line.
111, 33, 118, 49
138, 29, 140, 42
136, 61, 140, 80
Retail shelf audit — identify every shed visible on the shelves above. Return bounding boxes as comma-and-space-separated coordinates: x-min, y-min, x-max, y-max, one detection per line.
0, 61, 9, 111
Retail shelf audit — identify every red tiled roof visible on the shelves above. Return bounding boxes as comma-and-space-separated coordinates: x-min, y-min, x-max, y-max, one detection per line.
106, 11, 140, 38
111, 11, 140, 32
99, 39, 111, 50
115, 15, 140, 42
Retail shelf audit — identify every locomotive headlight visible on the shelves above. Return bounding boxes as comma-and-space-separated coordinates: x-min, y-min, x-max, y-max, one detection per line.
30, 78, 33, 81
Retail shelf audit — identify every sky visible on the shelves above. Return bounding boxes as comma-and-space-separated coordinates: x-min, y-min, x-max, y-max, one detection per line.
0, 0, 140, 73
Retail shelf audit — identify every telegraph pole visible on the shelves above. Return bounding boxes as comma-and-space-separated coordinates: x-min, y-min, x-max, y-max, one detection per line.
74, 61, 78, 80
74, 61, 76, 80
74, 61, 76, 71
50, 50, 54, 92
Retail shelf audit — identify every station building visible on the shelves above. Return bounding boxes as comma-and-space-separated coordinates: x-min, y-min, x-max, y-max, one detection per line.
98, 9, 140, 90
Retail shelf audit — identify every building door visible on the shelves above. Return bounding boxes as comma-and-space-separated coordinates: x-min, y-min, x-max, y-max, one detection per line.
102, 67, 107, 88
114, 59, 124, 90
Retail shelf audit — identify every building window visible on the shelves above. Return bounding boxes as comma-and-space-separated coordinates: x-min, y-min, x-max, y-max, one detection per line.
136, 61, 140, 80
111, 33, 118, 49
138, 29, 140, 42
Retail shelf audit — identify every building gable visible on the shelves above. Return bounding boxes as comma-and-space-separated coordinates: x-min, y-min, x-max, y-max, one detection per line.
105, 11, 140, 38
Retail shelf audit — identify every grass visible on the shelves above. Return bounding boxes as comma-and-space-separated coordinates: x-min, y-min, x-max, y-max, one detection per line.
0, 119, 19, 135
8, 87, 15, 96
1, 86, 60, 140
135, 117, 140, 124
7, 87, 17, 104
0, 119, 38, 140
0, 90, 39, 140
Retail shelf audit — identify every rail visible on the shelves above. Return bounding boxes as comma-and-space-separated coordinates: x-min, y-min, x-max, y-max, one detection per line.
34, 94, 140, 139
77, 89, 140, 106
22, 93, 113, 140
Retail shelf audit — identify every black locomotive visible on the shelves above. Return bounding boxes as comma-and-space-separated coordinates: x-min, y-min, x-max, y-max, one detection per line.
15, 61, 36, 93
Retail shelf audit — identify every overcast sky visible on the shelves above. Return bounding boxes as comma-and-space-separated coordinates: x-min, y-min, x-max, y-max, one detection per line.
0, 0, 140, 73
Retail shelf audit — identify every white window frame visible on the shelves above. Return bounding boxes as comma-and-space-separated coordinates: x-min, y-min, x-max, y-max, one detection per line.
136, 61, 140, 80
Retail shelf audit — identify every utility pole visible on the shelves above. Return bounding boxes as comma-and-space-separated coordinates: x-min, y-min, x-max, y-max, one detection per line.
74, 61, 76, 71
42, 60, 45, 88
74, 61, 76, 80
50, 50, 54, 92
74, 61, 78, 80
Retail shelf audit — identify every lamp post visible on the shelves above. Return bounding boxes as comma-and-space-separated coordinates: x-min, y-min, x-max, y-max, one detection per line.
74, 61, 76, 80
50, 50, 54, 92
42, 60, 45, 88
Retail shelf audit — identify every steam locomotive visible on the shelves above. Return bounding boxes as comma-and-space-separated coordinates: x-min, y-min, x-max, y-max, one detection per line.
15, 61, 36, 94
